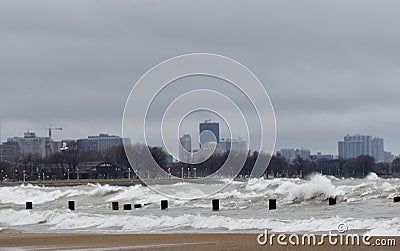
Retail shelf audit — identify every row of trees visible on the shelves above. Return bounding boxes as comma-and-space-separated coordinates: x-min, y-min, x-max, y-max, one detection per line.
267, 154, 378, 178
168, 152, 399, 178
1, 144, 400, 181
0, 143, 168, 181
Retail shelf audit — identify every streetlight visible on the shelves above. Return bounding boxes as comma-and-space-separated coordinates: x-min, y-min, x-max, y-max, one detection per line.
181, 167, 184, 179
60, 142, 68, 181
23, 170, 26, 183
128, 168, 131, 179
193, 168, 197, 178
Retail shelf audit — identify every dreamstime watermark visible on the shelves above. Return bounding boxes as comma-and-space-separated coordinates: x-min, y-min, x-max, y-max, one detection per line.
122, 53, 276, 199
257, 223, 396, 247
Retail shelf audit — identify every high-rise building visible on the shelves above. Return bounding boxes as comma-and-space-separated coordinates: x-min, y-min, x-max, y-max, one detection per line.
338, 134, 372, 159
179, 134, 191, 162
384, 151, 394, 163
372, 137, 385, 163
7, 131, 49, 158
77, 134, 130, 154
199, 120, 219, 145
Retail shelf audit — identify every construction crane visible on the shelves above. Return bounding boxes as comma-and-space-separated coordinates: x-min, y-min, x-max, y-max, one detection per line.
46, 125, 62, 140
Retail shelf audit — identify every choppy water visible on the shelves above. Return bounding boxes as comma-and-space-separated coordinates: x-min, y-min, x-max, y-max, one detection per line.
1, 173, 399, 235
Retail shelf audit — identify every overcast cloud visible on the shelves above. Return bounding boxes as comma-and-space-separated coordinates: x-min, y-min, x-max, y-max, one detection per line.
1, 0, 400, 155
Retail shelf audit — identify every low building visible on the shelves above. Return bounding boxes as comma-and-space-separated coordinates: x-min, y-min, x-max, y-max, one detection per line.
312, 152, 334, 161
217, 138, 247, 153
76, 161, 125, 179
279, 148, 311, 163
77, 134, 130, 154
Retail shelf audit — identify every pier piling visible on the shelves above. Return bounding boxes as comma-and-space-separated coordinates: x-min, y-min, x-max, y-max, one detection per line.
68, 201, 75, 210
269, 199, 276, 210
212, 199, 219, 211
161, 200, 168, 210
112, 202, 119, 210
123, 204, 132, 210
26, 202, 32, 210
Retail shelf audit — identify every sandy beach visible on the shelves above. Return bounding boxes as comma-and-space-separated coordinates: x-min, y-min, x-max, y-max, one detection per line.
0, 233, 398, 250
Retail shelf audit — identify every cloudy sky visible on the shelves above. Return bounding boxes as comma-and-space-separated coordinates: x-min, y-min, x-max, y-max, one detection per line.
1, 0, 399, 155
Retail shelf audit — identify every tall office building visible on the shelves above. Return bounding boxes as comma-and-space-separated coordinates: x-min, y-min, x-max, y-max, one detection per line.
179, 134, 191, 162
338, 134, 372, 159
384, 151, 394, 163
77, 134, 130, 154
199, 120, 219, 145
372, 137, 385, 163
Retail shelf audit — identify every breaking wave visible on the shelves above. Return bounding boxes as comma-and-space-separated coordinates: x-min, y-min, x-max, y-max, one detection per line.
1, 174, 400, 235
1, 174, 399, 205
0, 209, 399, 235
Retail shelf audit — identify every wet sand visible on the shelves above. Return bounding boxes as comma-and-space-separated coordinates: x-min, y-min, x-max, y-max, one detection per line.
0, 233, 398, 250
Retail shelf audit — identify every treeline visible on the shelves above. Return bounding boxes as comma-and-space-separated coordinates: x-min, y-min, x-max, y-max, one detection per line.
170, 152, 399, 178
1, 143, 399, 181
267, 154, 392, 178
168, 152, 400, 178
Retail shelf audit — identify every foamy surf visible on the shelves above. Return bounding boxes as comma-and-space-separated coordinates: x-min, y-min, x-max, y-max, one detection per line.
0, 174, 399, 235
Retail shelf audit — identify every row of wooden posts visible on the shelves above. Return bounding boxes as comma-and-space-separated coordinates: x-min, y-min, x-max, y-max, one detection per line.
24, 196, 400, 211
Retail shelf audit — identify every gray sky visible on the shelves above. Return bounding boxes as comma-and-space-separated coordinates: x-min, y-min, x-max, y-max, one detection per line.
1, 0, 400, 155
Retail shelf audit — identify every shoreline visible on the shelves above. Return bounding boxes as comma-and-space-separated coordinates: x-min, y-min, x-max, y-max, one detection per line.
1, 174, 399, 188
0, 233, 398, 250
0, 178, 145, 187
0, 178, 229, 187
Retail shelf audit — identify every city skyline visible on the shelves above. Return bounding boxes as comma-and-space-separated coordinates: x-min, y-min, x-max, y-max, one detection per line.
1, 126, 398, 159
1, 1, 400, 155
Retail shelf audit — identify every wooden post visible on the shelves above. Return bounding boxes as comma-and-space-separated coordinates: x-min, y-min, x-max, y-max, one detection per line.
269, 199, 276, 210
68, 201, 75, 210
26, 202, 33, 210
112, 202, 119, 210
161, 200, 168, 210
212, 199, 219, 211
